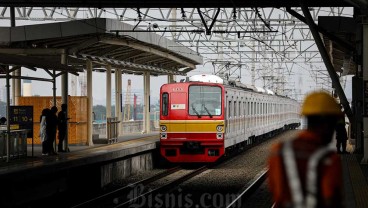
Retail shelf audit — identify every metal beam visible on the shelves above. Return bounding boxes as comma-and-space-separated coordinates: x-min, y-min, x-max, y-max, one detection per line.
0, 1, 350, 8
300, 1, 353, 123
0, 48, 65, 55
286, 7, 355, 52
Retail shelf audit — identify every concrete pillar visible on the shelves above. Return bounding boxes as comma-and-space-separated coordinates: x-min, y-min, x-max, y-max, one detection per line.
362, 21, 368, 163
106, 65, 112, 118
10, 11, 16, 106
115, 69, 122, 136
52, 70, 56, 106
11, 73, 15, 105
87, 60, 93, 146
61, 52, 68, 104
14, 69, 21, 105
61, 52, 69, 151
6, 66, 10, 162
11, 69, 21, 105
167, 74, 175, 83
106, 65, 112, 139
143, 71, 151, 133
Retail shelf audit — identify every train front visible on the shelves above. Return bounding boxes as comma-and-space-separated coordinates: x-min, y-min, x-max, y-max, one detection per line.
160, 76, 225, 163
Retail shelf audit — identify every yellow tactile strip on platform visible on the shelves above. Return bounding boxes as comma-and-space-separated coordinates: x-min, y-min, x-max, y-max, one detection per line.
344, 155, 368, 208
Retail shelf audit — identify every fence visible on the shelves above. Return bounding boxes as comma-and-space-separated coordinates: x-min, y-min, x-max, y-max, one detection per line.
93, 120, 159, 139
106, 117, 119, 144
0, 129, 28, 161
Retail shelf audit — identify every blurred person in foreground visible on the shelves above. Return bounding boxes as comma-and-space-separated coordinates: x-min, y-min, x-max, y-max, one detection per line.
268, 91, 344, 208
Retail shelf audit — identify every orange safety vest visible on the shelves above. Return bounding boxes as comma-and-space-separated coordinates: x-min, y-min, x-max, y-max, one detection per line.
268, 130, 343, 208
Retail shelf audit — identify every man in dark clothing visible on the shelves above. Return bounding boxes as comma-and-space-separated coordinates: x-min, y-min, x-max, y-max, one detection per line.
46, 106, 58, 155
58, 104, 68, 152
336, 117, 348, 154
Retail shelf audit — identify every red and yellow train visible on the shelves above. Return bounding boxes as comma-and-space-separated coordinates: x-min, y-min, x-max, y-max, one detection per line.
160, 74, 300, 163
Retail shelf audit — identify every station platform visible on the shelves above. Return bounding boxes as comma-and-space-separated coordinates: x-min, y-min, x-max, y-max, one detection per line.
0, 133, 159, 207
342, 154, 368, 207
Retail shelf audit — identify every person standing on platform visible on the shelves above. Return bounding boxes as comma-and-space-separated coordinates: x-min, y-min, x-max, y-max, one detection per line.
268, 91, 344, 208
40, 108, 49, 155
46, 106, 58, 155
57, 104, 68, 152
336, 115, 348, 154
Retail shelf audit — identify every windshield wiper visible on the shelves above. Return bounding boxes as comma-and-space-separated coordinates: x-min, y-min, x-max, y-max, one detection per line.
191, 104, 201, 118
202, 104, 213, 118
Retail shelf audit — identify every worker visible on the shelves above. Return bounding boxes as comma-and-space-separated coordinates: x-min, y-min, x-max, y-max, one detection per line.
268, 91, 344, 208
335, 115, 348, 154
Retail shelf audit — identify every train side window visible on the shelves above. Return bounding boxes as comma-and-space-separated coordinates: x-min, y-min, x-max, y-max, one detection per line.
234, 101, 237, 116
162, 93, 169, 116
251, 102, 253, 115
239, 102, 241, 117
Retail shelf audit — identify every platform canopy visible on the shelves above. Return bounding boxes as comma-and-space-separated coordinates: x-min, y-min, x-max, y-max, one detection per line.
318, 16, 357, 76
0, 18, 203, 76
0, 53, 81, 75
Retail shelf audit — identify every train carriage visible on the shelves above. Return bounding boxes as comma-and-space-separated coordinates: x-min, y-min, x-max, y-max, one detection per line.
160, 74, 300, 163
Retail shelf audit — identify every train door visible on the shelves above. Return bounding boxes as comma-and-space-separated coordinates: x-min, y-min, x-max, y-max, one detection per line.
169, 92, 187, 135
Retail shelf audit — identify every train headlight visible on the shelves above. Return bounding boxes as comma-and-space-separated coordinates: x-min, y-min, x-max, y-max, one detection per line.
216, 133, 223, 139
160, 125, 167, 132
216, 125, 223, 132
160, 133, 167, 139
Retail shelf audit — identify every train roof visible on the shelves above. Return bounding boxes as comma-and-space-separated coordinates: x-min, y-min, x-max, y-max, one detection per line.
188, 74, 224, 84
183, 74, 291, 99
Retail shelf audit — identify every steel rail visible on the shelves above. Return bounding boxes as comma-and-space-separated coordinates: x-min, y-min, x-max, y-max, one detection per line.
115, 165, 209, 208
71, 166, 181, 208
226, 169, 269, 208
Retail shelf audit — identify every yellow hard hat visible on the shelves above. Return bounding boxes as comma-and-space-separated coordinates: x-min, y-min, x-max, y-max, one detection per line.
301, 91, 342, 116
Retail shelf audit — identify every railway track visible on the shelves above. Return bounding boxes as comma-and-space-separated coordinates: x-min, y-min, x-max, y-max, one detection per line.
226, 169, 269, 208
72, 132, 284, 208
71, 165, 208, 208
115, 165, 208, 208
71, 166, 181, 208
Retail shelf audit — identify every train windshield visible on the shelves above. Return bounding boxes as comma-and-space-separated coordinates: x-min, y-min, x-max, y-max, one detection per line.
189, 85, 222, 117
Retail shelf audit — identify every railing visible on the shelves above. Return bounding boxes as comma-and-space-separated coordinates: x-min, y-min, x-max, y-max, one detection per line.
0, 129, 28, 161
93, 120, 159, 137
106, 117, 119, 144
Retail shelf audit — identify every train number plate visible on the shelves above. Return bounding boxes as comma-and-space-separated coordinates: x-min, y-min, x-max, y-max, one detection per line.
171, 104, 186, 109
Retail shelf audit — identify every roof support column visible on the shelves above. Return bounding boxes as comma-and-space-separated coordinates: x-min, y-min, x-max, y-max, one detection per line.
106, 65, 112, 139
53, 70, 56, 106
86, 60, 93, 146
10, 7, 20, 106
61, 51, 69, 151
300, 2, 353, 122
167, 74, 175, 83
6, 66, 10, 162
106, 65, 112, 119
143, 71, 151, 133
115, 69, 122, 136
14, 69, 21, 105
361, 19, 368, 163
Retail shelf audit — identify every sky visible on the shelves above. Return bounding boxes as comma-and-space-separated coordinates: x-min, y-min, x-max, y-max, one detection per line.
0, 59, 353, 107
